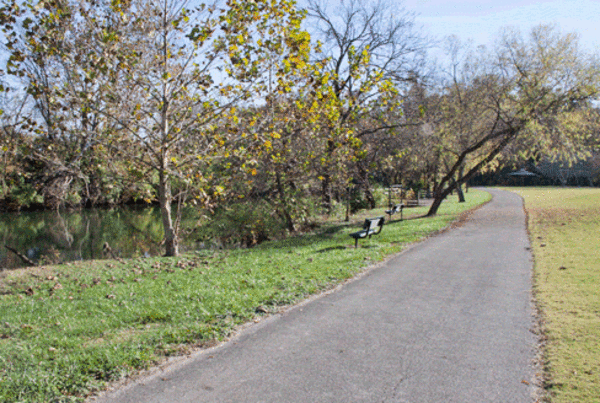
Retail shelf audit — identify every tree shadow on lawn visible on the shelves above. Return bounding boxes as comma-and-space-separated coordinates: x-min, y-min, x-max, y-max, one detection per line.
257, 222, 353, 251
251, 212, 431, 254
385, 215, 427, 225
315, 246, 348, 253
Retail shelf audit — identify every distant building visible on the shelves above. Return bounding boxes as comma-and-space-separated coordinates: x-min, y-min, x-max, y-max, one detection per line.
468, 154, 600, 187
530, 156, 600, 186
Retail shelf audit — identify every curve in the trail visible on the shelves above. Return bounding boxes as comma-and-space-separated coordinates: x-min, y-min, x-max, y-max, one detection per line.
92, 189, 537, 403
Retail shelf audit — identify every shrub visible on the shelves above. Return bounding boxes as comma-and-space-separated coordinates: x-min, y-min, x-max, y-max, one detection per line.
5, 180, 43, 209
196, 199, 287, 248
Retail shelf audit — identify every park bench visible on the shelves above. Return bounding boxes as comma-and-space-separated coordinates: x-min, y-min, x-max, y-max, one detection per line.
404, 199, 419, 207
385, 203, 404, 220
349, 216, 385, 248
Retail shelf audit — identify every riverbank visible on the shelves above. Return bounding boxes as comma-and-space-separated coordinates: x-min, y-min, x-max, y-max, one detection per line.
0, 190, 490, 403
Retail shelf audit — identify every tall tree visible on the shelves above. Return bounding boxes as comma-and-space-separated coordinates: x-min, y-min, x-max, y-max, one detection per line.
2, 0, 309, 255
424, 26, 599, 216
1, 0, 130, 208
305, 0, 428, 211
0, 92, 32, 205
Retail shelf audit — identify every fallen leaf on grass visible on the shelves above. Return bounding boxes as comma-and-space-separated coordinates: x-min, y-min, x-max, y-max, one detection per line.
255, 306, 268, 314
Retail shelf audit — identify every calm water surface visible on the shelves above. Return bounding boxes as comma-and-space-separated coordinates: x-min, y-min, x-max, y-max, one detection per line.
0, 206, 201, 269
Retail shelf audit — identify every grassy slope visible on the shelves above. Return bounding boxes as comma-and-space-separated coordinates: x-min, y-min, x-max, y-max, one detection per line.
0, 190, 490, 403
510, 187, 600, 403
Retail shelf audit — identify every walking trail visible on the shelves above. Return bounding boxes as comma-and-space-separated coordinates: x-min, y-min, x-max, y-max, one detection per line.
92, 189, 538, 403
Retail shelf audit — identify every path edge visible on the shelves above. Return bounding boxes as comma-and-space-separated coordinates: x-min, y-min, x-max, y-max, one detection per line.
510, 189, 550, 403
88, 190, 494, 402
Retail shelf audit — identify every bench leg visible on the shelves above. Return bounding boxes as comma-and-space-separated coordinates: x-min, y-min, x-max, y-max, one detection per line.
355, 238, 358, 248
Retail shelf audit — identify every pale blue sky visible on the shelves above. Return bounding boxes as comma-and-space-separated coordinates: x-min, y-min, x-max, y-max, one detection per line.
403, 0, 600, 51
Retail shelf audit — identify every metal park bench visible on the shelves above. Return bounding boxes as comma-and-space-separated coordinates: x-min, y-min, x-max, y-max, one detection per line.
349, 216, 385, 248
385, 204, 404, 220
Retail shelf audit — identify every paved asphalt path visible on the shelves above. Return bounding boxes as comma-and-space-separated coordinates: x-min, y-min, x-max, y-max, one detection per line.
92, 189, 537, 403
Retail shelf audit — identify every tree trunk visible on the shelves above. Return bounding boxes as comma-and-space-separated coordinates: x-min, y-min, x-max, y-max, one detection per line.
320, 138, 337, 214
426, 186, 454, 216
321, 173, 332, 214
364, 184, 375, 209
4, 245, 37, 266
456, 165, 465, 202
456, 185, 465, 203
276, 171, 295, 233
159, 170, 179, 257
358, 162, 376, 209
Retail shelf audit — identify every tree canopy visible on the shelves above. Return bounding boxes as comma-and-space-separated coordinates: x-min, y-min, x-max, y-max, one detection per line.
1, 0, 598, 254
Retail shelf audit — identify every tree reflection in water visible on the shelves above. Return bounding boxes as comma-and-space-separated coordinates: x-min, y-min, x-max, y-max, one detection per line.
0, 206, 200, 269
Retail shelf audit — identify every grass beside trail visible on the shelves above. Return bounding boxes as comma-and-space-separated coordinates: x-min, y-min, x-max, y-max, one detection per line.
0, 191, 489, 403
510, 187, 600, 403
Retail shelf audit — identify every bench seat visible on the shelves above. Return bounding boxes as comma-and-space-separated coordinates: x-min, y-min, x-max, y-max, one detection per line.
349, 216, 385, 248
385, 204, 404, 220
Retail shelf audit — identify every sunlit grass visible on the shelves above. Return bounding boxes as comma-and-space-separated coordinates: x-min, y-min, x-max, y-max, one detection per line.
0, 190, 490, 402
508, 187, 600, 403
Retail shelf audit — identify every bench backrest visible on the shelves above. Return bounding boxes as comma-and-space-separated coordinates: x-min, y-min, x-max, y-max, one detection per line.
364, 216, 384, 234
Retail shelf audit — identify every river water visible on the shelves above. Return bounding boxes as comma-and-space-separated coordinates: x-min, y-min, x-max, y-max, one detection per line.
0, 206, 201, 270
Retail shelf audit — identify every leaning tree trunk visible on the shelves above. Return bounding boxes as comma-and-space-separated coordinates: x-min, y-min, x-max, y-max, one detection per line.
159, 170, 179, 257
427, 185, 454, 216
456, 165, 466, 202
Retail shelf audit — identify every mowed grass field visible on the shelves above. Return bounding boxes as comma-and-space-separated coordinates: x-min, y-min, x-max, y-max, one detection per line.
510, 187, 600, 402
0, 191, 490, 403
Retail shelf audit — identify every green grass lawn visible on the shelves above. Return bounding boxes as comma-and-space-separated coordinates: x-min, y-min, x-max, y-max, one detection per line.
0, 190, 490, 403
509, 187, 600, 403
